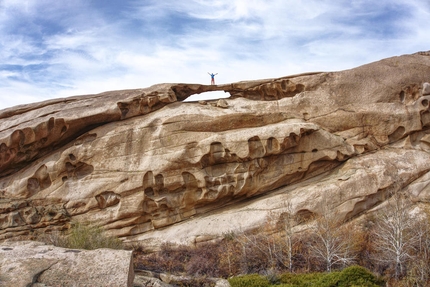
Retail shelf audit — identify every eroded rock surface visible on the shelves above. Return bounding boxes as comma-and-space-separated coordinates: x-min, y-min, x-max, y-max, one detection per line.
1, 52, 430, 246
0, 241, 134, 287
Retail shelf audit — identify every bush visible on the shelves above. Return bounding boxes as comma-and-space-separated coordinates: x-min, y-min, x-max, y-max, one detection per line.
55, 221, 123, 250
186, 243, 220, 277
279, 266, 384, 287
228, 267, 384, 287
333, 265, 384, 287
37, 229, 68, 247
157, 242, 191, 273
228, 274, 271, 287
279, 272, 324, 286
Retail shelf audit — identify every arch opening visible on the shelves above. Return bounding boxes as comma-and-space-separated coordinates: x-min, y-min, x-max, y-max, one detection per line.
183, 91, 231, 102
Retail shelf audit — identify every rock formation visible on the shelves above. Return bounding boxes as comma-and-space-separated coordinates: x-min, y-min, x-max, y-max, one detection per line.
1, 51, 430, 248
0, 241, 134, 286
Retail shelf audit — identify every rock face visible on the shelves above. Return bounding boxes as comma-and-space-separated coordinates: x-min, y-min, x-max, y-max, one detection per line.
1, 52, 430, 246
0, 241, 134, 286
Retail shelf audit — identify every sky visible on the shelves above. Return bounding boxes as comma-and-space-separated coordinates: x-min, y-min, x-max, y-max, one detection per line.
0, 0, 429, 109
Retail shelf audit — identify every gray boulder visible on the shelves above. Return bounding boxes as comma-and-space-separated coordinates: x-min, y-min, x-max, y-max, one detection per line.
0, 241, 134, 287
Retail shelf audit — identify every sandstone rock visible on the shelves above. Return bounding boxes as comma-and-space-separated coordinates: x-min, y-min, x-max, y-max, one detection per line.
0, 241, 134, 287
134, 274, 173, 287
158, 273, 228, 286
423, 82, 430, 95
216, 98, 229, 108
215, 279, 231, 287
159, 273, 187, 284
1, 51, 430, 249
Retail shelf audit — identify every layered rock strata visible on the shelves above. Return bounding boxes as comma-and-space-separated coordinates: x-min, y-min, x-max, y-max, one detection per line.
1, 52, 430, 246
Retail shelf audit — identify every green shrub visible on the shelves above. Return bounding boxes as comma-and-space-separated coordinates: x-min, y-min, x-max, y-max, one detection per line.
171, 276, 216, 287
279, 266, 384, 287
228, 274, 271, 287
265, 270, 280, 285
63, 221, 124, 250
279, 272, 324, 286
333, 265, 384, 287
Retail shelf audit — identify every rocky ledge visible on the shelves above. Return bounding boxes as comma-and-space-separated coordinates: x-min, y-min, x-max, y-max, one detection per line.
1, 51, 430, 248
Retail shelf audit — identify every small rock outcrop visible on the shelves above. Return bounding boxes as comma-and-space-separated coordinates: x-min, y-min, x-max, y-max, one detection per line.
0, 241, 134, 287
1, 51, 430, 248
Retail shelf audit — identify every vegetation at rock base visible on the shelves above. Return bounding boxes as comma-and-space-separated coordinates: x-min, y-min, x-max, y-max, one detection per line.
31, 193, 430, 286
38, 221, 124, 250
228, 266, 383, 287
133, 193, 430, 287
228, 274, 271, 287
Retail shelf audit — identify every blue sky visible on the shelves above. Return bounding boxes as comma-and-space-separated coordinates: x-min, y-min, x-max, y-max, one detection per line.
0, 0, 429, 109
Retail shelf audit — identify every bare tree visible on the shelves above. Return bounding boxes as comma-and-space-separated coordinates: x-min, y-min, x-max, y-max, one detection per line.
278, 199, 299, 273
406, 217, 430, 286
371, 193, 419, 279
237, 218, 283, 272
308, 196, 357, 272
234, 205, 302, 273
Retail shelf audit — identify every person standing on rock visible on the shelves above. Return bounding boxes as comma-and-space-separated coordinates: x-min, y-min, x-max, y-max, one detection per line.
208, 72, 218, 85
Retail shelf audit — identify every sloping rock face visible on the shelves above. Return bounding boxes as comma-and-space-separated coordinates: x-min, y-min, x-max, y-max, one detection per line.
0, 241, 134, 286
1, 52, 430, 246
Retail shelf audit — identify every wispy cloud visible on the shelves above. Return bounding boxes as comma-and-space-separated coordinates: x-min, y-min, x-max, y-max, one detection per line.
0, 0, 429, 109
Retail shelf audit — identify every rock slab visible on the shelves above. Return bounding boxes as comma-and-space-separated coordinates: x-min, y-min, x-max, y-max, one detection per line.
0, 241, 134, 287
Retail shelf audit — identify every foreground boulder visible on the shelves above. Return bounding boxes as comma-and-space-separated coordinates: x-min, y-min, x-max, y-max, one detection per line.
0, 241, 134, 287
1, 51, 430, 247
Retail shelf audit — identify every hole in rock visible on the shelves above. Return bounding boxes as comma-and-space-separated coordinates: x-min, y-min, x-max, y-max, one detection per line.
399, 91, 405, 102
422, 111, 430, 127
295, 209, 315, 224
266, 137, 280, 154
0, 143, 7, 152
75, 164, 94, 179
422, 99, 429, 107
388, 126, 406, 142
145, 187, 154, 197
95, 191, 121, 209
48, 117, 55, 131
183, 91, 230, 102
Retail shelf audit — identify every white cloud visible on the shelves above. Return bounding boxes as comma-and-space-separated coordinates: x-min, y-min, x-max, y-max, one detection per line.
0, 0, 429, 110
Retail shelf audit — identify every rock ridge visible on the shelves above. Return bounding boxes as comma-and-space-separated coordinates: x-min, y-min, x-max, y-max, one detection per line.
1, 51, 430, 245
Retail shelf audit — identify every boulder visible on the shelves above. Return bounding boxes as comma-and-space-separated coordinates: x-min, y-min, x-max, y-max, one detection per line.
158, 273, 229, 286
216, 98, 229, 108
134, 274, 173, 287
0, 241, 134, 287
